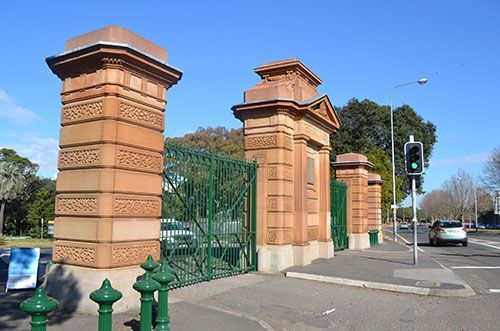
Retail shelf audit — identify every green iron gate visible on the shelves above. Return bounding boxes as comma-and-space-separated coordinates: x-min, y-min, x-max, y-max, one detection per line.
331, 180, 348, 251
162, 146, 258, 288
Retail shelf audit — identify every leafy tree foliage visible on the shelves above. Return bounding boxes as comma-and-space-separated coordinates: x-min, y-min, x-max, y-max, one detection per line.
165, 127, 244, 159
0, 162, 27, 235
365, 147, 404, 210
27, 187, 55, 238
331, 98, 437, 204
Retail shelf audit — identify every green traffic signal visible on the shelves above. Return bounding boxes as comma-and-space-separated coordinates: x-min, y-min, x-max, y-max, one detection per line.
405, 141, 424, 175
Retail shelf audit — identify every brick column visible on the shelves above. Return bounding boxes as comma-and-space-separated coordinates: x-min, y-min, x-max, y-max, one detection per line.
233, 59, 340, 271
368, 173, 384, 243
45, 26, 181, 314
332, 153, 373, 250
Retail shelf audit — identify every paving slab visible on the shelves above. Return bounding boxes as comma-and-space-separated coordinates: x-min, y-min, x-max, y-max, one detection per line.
284, 239, 475, 296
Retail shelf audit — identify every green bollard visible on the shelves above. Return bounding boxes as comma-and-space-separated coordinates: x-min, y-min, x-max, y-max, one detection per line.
133, 255, 160, 331
19, 286, 59, 331
89, 278, 123, 331
152, 260, 175, 331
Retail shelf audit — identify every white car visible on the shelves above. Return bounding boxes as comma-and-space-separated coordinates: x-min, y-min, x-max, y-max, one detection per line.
161, 219, 198, 249
399, 223, 409, 230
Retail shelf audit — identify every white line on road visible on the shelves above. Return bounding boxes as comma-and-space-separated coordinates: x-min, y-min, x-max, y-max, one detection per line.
384, 229, 425, 253
489, 289, 500, 293
451, 266, 500, 269
468, 239, 500, 250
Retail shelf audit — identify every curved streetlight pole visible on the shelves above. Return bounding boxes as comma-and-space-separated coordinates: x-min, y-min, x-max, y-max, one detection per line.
390, 78, 428, 242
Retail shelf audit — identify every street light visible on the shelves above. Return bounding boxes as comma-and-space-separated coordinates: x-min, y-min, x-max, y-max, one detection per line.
390, 78, 428, 241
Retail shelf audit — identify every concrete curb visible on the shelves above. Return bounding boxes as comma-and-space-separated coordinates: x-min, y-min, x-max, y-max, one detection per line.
285, 271, 475, 297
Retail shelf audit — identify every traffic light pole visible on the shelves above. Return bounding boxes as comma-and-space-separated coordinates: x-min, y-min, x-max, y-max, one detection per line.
411, 175, 418, 265
408, 135, 418, 265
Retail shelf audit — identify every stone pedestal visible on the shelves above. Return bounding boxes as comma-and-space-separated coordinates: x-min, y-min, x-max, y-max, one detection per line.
233, 59, 340, 271
45, 26, 182, 313
332, 153, 373, 250
368, 173, 384, 243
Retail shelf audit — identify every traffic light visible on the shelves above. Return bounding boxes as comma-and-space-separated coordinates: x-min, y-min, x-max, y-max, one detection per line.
404, 141, 424, 175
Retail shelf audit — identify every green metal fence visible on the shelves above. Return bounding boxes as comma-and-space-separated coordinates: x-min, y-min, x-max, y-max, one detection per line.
331, 180, 348, 251
162, 146, 258, 288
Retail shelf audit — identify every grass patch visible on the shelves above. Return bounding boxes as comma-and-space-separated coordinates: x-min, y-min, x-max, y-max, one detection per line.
0, 237, 54, 248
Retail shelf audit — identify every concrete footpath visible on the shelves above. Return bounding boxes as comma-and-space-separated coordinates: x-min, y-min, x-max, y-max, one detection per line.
0, 238, 481, 330
285, 237, 475, 297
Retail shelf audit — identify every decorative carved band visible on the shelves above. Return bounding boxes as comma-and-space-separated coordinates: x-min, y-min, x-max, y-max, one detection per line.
62, 100, 103, 122
267, 165, 294, 181
119, 102, 163, 129
59, 148, 101, 167
267, 197, 293, 212
246, 134, 293, 151
116, 149, 162, 172
113, 198, 160, 215
56, 197, 98, 215
266, 228, 293, 245
308, 227, 319, 240
53, 243, 96, 265
307, 199, 319, 213
111, 243, 160, 267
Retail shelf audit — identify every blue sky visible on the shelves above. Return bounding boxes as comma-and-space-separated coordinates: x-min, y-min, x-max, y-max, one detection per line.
0, 1, 498, 200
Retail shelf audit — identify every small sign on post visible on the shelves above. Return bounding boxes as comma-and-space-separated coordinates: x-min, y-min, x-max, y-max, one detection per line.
6, 248, 40, 292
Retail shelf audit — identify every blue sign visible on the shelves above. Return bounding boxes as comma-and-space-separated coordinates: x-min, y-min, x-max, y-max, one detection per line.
6, 248, 40, 291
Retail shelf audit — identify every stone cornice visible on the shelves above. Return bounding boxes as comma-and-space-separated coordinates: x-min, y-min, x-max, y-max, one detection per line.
46, 42, 182, 88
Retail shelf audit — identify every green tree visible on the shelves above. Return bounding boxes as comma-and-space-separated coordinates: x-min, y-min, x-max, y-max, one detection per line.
0, 149, 56, 236
365, 147, 404, 211
165, 127, 244, 159
331, 98, 437, 203
0, 163, 27, 235
27, 188, 55, 238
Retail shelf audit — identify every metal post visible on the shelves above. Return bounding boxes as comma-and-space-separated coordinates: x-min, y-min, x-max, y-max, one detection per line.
89, 279, 122, 331
133, 256, 160, 331
412, 176, 418, 265
41, 218, 44, 240
390, 89, 398, 242
19, 286, 59, 331
474, 184, 478, 232
409, 135, 418, 265
153, 260, 175, 331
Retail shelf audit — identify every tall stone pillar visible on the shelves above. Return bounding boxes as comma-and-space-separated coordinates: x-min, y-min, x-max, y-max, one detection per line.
45, 26, 182, 313
332, 153, 373, 250
368, 173, 384, 243
233, 59, 340, 271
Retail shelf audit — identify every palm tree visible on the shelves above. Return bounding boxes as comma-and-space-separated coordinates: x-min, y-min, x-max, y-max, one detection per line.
0, 162, 27, 235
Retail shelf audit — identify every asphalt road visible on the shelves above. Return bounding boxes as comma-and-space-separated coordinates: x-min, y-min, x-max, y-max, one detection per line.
385, 225, 500, 295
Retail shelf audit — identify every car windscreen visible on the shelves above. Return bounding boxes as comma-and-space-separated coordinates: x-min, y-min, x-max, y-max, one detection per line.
440, 222, 462, 228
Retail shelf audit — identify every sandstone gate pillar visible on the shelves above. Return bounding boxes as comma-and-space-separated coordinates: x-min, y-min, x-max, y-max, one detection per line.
45, 26, 182, 313
368, 173, 384, 243
332, 153, 373, 250
232, 59, 341, 271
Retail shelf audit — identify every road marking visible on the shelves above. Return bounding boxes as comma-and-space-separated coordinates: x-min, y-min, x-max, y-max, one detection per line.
489, 289, 500, 293
451, 266, 500, 269
468, 238, 500, 250
321, 308, 336, 316
392, 232, 425, 253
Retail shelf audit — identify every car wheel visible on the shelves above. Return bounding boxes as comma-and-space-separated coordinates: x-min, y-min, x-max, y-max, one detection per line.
462, 242, 468, 247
